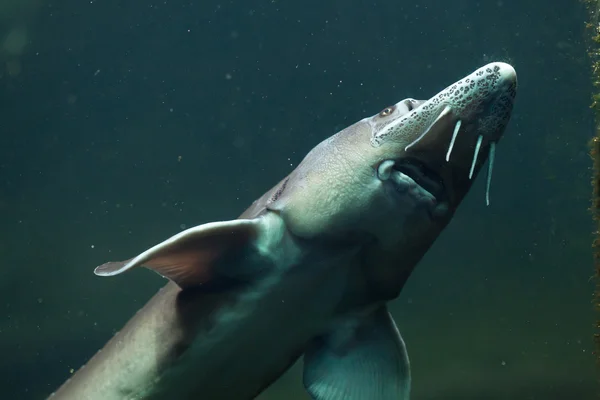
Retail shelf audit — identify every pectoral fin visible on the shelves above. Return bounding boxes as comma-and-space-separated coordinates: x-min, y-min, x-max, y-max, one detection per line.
94, 215, 279, 289
303, 306, 410, 400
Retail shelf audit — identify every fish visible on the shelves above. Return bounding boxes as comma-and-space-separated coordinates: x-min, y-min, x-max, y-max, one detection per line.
49, 62, 517, 400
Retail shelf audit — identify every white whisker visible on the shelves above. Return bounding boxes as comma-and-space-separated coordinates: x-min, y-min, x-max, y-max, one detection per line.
485, 142, 496, 206
405, 106, 452, 151
468, 135, 483, 179
446, 119, 461, 162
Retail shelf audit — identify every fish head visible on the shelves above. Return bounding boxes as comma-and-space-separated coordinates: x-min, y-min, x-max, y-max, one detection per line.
369, 62, 518, 211
260, 63, 517, 300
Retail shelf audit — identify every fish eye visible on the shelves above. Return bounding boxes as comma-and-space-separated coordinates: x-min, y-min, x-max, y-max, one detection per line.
379, 105, 395, 117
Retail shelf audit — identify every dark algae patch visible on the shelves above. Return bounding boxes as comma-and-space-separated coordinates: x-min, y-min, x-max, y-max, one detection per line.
584, 0, 600, 392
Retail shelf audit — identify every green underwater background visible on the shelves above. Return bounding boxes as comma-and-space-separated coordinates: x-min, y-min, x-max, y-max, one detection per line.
0, 0, 596, 398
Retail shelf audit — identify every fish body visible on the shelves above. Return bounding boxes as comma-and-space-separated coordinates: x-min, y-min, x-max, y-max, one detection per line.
50, 62, 517, 400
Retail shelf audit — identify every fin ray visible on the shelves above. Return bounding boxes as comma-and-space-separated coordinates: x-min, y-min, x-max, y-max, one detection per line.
303, 306, 410, 400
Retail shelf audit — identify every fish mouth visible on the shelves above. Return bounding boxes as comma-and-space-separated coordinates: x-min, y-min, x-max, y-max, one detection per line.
393, 158, 446, 202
